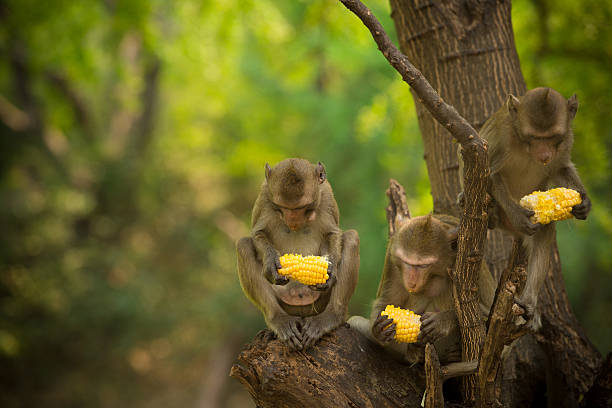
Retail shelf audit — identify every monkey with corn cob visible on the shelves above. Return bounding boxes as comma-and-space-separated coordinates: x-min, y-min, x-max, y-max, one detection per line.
519, 187, 582, 224
380, 305, 421, 343
278, 253, 330, 286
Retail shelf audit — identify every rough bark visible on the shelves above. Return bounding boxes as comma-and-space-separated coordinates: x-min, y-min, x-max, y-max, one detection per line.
425, 344, 445, 408
340, 1, 490, 400
478, 239, 528, 407
230, 326, 426, 408
388, 0, 520, 277
388, 0, 602, 405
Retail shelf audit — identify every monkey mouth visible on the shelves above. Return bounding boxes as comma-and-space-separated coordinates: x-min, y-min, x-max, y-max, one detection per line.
403, 269, 425, 294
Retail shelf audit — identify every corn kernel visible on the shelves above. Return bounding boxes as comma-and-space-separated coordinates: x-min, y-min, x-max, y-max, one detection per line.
519, 188, 582, 224
278, 253, 330, 285
381, 305, 421, 343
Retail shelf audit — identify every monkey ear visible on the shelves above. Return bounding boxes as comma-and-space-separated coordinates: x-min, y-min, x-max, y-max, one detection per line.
506, 94, 520, 115
265, 163, 272, 180
447, 227, 459, 251
568, 94, 579, 120
316, 162, 327, 184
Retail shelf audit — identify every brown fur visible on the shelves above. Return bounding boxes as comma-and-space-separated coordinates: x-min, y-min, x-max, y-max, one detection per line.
237, 158, 359, 350
467, 87, 590, 330
350, 214, 495, 364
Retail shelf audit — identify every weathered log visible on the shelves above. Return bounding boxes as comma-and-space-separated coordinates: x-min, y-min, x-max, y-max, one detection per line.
478, 240, 527, 407
230, 325, 426, 408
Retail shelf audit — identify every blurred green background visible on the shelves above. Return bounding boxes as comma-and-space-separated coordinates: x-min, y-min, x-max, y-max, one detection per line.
0, 0, 610, 406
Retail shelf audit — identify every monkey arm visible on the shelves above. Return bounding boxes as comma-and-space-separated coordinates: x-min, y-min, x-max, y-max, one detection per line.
237, 237, 304, 349
301, 230, 359, 348
251, 217, 288, 285
552, 164, 587, 194
237, 238, 286, 318
552, 165, 591, 220
490, 172, 539, 235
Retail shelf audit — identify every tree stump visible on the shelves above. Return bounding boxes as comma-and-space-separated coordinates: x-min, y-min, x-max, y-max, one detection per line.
230, 325, 426, 408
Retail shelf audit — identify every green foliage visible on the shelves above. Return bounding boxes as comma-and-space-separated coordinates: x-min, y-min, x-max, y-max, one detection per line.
0, 0, 610, 406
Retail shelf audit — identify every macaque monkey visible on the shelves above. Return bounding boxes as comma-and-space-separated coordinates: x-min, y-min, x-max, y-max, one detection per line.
237, 158, 360, 350
464, 87, 591, 329
349, 214, 495, 364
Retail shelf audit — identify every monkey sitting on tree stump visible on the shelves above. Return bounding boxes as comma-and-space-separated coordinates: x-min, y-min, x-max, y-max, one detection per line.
462, 87, 591, 330
350, 212, 495, 365
237, 158, 360, 350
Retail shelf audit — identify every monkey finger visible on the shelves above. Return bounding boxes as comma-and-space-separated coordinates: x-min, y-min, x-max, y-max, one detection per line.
326, 260, 335, 277
418, 330, 437, 344
274, 257, 282, 271
275, 277, 290, 285
290, 323, 303, 341
289, 335, 303, 351
419, 324, 437, 340
420, 312, 435, 324
382, 323, 396, 337
373, 316, 393, 332
303, 335, 316, 350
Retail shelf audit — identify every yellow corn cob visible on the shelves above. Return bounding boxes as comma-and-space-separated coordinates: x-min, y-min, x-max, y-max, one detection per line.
519, 188, 582, 224
381, 305, 421, 343
278, 253, 330, 286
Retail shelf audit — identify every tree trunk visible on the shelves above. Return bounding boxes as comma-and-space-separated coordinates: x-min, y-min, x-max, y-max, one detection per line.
388, 0, 601, 405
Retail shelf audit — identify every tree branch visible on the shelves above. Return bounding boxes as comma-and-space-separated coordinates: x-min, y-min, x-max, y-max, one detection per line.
386, 178, 411, 237
339, 0, 490, 402
45, 70, 94, 139
339, 0, 482, 149
130, 57, 161, 155
478, 239, 528, 407
425, 344, 444, 408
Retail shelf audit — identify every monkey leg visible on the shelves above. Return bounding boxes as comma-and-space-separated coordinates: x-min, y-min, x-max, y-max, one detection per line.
302, 229, 360, 349
236, 237, 304, 350
518, 224, 555, 331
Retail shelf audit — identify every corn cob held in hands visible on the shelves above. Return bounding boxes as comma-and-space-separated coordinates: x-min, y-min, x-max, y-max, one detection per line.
278, 253, 330, 286
381, 305, 421, 343
519, 187, 582, 224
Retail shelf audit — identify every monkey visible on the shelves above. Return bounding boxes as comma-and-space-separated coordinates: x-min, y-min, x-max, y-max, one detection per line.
236, 158, 360, 350
459, 87, 591, 330
349, 214, 495, 364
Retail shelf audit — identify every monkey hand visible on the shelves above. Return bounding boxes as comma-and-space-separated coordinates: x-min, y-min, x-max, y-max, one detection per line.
371, 314, 396, 346
418, 311, 459, 344
301, 309, 342, 349
309, 256, 337, 291
571, 192, 591, 220
509, 205, 540, 236
263, 251, 289, 286
269, 314, 304, 351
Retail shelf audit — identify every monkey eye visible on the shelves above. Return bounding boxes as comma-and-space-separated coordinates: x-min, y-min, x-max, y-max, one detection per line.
554, 140, 563, 148
305, 209, 315, 217
406, 263, 430, 269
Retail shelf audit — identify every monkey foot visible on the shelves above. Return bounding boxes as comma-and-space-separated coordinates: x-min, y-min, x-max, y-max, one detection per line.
512, 299, 541, 331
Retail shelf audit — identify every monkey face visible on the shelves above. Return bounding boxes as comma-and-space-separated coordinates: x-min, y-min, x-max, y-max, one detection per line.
395, 250, 438, 294
392, 215, 457, 295
510, 87, 575, 166
277, 205, 317, 231
527, 138, 561, 165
